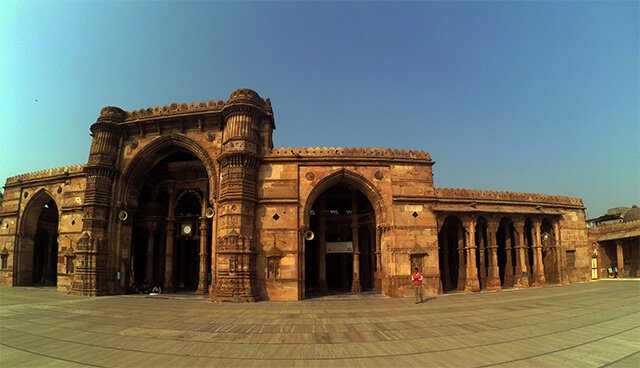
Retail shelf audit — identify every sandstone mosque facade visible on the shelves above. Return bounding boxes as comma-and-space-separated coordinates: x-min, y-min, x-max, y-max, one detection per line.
0, 89, 591, 301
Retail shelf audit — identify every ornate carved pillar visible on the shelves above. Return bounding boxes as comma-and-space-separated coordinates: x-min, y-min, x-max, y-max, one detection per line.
464, 219, 480, 292
212, 89, 272, 302
72, 106, 124, 296
532, 218, 546, 286
317, 195, 327, 292
504, 224, 514, 287
164, 183, 176, 291
616, 240, 625, 278
374, 225, 382, 292
456, 224, 466, 290
486, 219, 501, 290
553, 221, 563, 284
513, 219, 530, 288
145, 221, 156, 284
210, 203, 218, 291
350, 190, 361, 292
197, 192, 209, 294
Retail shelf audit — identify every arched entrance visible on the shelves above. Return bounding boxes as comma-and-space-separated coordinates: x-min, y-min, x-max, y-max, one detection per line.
438, 216, 464, 292
305, 183, 376, 296
16, 191, 59, 286
125, 148, 212, 294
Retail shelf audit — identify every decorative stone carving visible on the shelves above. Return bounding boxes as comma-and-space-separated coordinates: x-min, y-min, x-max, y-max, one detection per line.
305, 172, 315, 181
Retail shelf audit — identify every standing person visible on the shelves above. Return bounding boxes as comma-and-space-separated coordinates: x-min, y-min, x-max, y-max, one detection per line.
411, 267, 424, 304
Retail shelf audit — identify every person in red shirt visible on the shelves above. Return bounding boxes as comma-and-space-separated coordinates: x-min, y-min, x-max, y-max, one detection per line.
411, 267, 424, 304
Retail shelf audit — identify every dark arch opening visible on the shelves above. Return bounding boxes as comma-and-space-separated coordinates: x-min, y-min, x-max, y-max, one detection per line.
17, 192, 59, 286
438, 216, 464, 292
305, 183, 376, 296
496, 218, 516, 287
32, 199, 59, 286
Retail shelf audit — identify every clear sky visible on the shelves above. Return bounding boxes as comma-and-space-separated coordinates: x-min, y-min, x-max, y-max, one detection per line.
1, 1, 638, 218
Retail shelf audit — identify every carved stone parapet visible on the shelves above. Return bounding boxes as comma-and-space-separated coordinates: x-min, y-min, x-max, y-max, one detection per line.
266, 146, 432, 161
435, 187, 583, 207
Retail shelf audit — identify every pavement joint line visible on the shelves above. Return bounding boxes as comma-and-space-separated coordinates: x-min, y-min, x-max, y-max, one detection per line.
477, 326, 640, 368
0, 341, 104, 368
599, 350, 640, 368
1, 310, 638, 361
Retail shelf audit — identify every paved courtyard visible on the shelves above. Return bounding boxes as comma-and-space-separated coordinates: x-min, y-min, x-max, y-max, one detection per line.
1, 280, 638, 367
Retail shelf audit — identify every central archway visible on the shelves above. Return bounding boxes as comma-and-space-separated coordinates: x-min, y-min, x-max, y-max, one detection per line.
305, 183, 376, 296
117, 135, 217, 294
302, 169, 385, 299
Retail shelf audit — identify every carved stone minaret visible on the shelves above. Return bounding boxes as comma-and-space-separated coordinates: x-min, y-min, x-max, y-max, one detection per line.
71, 106, 125, 296
212, 89, 274, 302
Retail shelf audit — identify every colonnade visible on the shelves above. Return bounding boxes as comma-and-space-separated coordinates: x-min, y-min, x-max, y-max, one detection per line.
439, 214, 563, 292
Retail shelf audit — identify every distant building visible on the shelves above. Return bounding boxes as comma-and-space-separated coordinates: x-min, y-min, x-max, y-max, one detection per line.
586, 206, 631, 228
588, 205, 640, 279
0, 89, 592, 301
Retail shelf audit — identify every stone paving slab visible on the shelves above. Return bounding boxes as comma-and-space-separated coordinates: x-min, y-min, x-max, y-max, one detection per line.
1, 280, 639, 367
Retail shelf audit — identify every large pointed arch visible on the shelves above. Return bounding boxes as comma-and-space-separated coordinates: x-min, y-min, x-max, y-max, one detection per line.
15, 188, 60, 286
118, 134, 218, 209
19, 188, 60, 239
302, 169, 387, 227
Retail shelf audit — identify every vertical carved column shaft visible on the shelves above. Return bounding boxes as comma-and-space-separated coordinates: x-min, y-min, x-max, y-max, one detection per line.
464, 220, 480, 292
350, 190, 361, 292
317, 195, 327, 292
504, 225, 514, 287
553, 221, 563, 283
477, 224, 486, 288
513, 221, 530, 288
486, 221, 501, 290
374, 226, 382, 292
164, 185, 176, 291
616, 241, 625, 278
457, 225, 466, 290
532, 219, 546, 286
197, 193, 209, 294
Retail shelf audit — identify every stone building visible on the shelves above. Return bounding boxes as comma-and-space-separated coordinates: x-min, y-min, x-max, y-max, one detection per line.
0, 89, 591, 301
588, 205, 640, 279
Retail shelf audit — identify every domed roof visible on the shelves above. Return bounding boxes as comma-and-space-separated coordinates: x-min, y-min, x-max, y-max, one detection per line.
623, 204, 640, 222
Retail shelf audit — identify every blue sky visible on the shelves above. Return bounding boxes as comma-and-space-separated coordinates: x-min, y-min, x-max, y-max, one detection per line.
0, 1, 638, 218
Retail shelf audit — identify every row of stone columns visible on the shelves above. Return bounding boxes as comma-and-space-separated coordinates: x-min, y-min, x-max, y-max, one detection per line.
442, 215, 558, 292
141, 186, 212, 293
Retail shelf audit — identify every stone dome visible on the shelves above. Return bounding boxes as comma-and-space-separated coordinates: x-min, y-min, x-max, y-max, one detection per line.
623, 204, 640, 222
228, 88, 264, 105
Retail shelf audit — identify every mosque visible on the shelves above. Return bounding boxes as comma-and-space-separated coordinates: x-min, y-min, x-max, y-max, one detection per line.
0, 89, 593, 301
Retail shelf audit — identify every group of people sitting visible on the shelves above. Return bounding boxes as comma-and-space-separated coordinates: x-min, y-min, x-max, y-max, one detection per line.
130, 283, 163, 295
